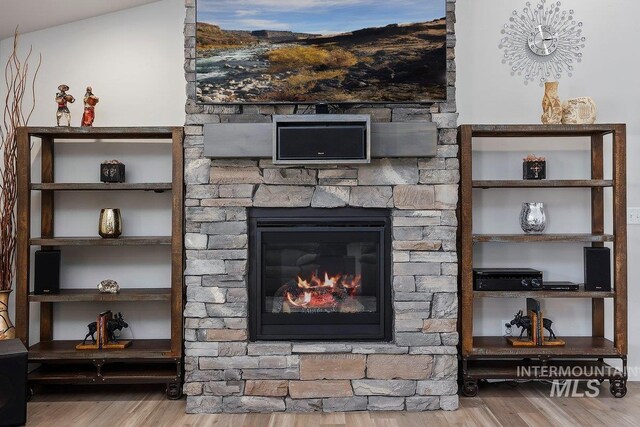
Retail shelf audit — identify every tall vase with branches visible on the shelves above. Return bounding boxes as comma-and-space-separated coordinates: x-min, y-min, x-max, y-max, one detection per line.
0, 29, 41, 340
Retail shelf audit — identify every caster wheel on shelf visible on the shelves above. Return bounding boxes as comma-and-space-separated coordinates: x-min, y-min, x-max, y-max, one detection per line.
26, 387, 34, 402
610, 380, 627, 398
462, 380, 479, 397
166, 383, 183, 400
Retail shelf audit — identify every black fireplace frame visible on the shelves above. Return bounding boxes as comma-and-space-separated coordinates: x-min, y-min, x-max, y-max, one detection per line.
248, 208, 393, 341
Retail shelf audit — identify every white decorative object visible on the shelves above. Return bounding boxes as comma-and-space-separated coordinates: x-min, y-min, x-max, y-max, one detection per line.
98, 279, 120, 294
562, 97, 596, 124
499, 1, 586, 85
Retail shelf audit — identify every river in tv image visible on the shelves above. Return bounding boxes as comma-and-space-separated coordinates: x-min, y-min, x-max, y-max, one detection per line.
195, 0, 447, 103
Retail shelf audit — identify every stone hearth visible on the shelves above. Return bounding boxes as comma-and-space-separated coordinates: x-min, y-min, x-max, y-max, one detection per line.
183, 0, 458, 413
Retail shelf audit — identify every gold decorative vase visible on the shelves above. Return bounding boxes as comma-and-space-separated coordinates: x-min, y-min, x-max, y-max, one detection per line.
0, 290, 16, 340
99, 208, 122, 238
541, 81, 563, 124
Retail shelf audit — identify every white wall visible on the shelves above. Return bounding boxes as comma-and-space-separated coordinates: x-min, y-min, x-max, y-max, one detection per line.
2, 0, 638, 379
457, 0, 639, 378
0, 0, 185, 341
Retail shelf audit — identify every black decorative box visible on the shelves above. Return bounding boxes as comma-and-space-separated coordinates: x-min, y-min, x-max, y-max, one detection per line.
100, 162, 125, 183
523, 160, 546, 180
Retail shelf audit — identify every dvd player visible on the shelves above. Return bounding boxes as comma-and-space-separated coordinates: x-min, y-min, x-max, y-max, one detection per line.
473, 268, 543, 291
541, 282, 580, 291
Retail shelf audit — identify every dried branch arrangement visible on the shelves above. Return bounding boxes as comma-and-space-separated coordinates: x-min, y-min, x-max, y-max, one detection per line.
0, 30, 41, 291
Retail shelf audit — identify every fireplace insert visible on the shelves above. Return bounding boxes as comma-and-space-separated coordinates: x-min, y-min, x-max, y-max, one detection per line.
248, 208, 392, 341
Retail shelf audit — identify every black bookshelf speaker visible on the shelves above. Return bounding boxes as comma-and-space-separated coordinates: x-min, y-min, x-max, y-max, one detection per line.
0, 339, 28, 427
34, 249, 61, 295
584, 247, 612, 292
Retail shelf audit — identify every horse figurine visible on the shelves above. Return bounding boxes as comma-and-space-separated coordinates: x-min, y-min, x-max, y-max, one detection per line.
82, 312, 128, 344
506, 309, 557, 340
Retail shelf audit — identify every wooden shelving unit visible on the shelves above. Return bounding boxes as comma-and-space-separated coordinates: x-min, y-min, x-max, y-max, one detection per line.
15, 127, 184, 399
473, 179, 614, 188
29, 289, 172, 303
29, 236, 172, 246
472, 233, 615, 243
31, 183, 173, 191
474, 285, 615, 299
458, 124, 627, 398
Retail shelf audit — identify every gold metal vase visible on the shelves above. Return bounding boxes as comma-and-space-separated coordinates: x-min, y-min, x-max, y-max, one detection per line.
0, 290, 16, 340
99, 208, 122, 238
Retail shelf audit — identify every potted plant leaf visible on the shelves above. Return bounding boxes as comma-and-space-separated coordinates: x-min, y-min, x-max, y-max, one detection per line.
0, 30, 40, 340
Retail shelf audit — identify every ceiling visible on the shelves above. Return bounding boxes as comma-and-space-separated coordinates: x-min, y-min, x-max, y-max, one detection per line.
0, 0, 161, 40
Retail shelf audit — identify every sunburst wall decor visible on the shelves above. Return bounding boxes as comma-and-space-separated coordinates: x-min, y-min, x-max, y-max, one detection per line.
499, 0, 585, 85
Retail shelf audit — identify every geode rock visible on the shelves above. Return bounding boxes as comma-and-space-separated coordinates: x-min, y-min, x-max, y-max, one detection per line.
98, 279, 120, 294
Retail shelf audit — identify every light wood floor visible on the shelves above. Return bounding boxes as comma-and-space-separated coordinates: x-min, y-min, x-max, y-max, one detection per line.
26, 381, 638, 427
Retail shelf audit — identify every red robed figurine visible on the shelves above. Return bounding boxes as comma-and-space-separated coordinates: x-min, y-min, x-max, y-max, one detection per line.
81, 86, 99, 127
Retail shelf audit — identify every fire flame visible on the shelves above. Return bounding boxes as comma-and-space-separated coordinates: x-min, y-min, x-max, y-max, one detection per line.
285, 272, 361, 308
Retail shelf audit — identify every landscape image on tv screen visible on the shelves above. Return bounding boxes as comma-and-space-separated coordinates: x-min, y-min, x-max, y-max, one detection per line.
195, 0, 446, 104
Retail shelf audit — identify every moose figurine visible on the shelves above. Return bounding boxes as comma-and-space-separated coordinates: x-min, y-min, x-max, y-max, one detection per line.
82, 311, 129, 345
506, 309, 557, 340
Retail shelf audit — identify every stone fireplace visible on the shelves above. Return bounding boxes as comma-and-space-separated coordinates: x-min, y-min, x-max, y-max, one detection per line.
183, 0, 459, 413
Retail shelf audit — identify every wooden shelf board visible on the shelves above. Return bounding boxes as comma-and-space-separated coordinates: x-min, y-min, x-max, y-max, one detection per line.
474, 283, 614, 299
28, 339, 176, 361
473, 180, 614, 189
473, 234, 614, 243
30, 236, 172, 246
471, 336, 620, 357
28, 363, 179, 384
29, 288, 171, 302
21, 126, 177, 139
465, 124, 622, 138
31, 183, 172, 191
465, 359, 624, 380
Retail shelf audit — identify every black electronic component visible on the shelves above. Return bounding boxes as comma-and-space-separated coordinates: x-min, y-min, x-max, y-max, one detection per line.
473, 268, 543, 291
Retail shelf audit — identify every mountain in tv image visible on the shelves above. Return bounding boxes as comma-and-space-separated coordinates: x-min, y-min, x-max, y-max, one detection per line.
195, 9, 447, 103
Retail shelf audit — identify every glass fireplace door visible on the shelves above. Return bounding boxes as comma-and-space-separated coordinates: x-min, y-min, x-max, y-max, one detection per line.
249, 208, 391, 341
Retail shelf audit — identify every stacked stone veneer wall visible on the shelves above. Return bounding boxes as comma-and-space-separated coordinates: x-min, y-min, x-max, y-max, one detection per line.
183, 0, 459, 413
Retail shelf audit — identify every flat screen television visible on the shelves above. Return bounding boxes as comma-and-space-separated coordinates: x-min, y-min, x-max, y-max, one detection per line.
195, 0, 447, 104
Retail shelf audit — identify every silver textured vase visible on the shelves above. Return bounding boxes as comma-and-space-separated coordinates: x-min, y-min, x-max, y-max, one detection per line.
99, 208, 122, 238
520, 202, 546, 233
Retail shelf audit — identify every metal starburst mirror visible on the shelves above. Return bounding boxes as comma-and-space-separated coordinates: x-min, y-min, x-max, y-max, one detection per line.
499, 0, 586, 85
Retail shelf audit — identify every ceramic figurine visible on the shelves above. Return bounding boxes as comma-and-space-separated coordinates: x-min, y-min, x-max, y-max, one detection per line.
81, 86, 99, 127
55, 84, 75, 126
562, 97, 596, 124
541, 81, 562, 124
